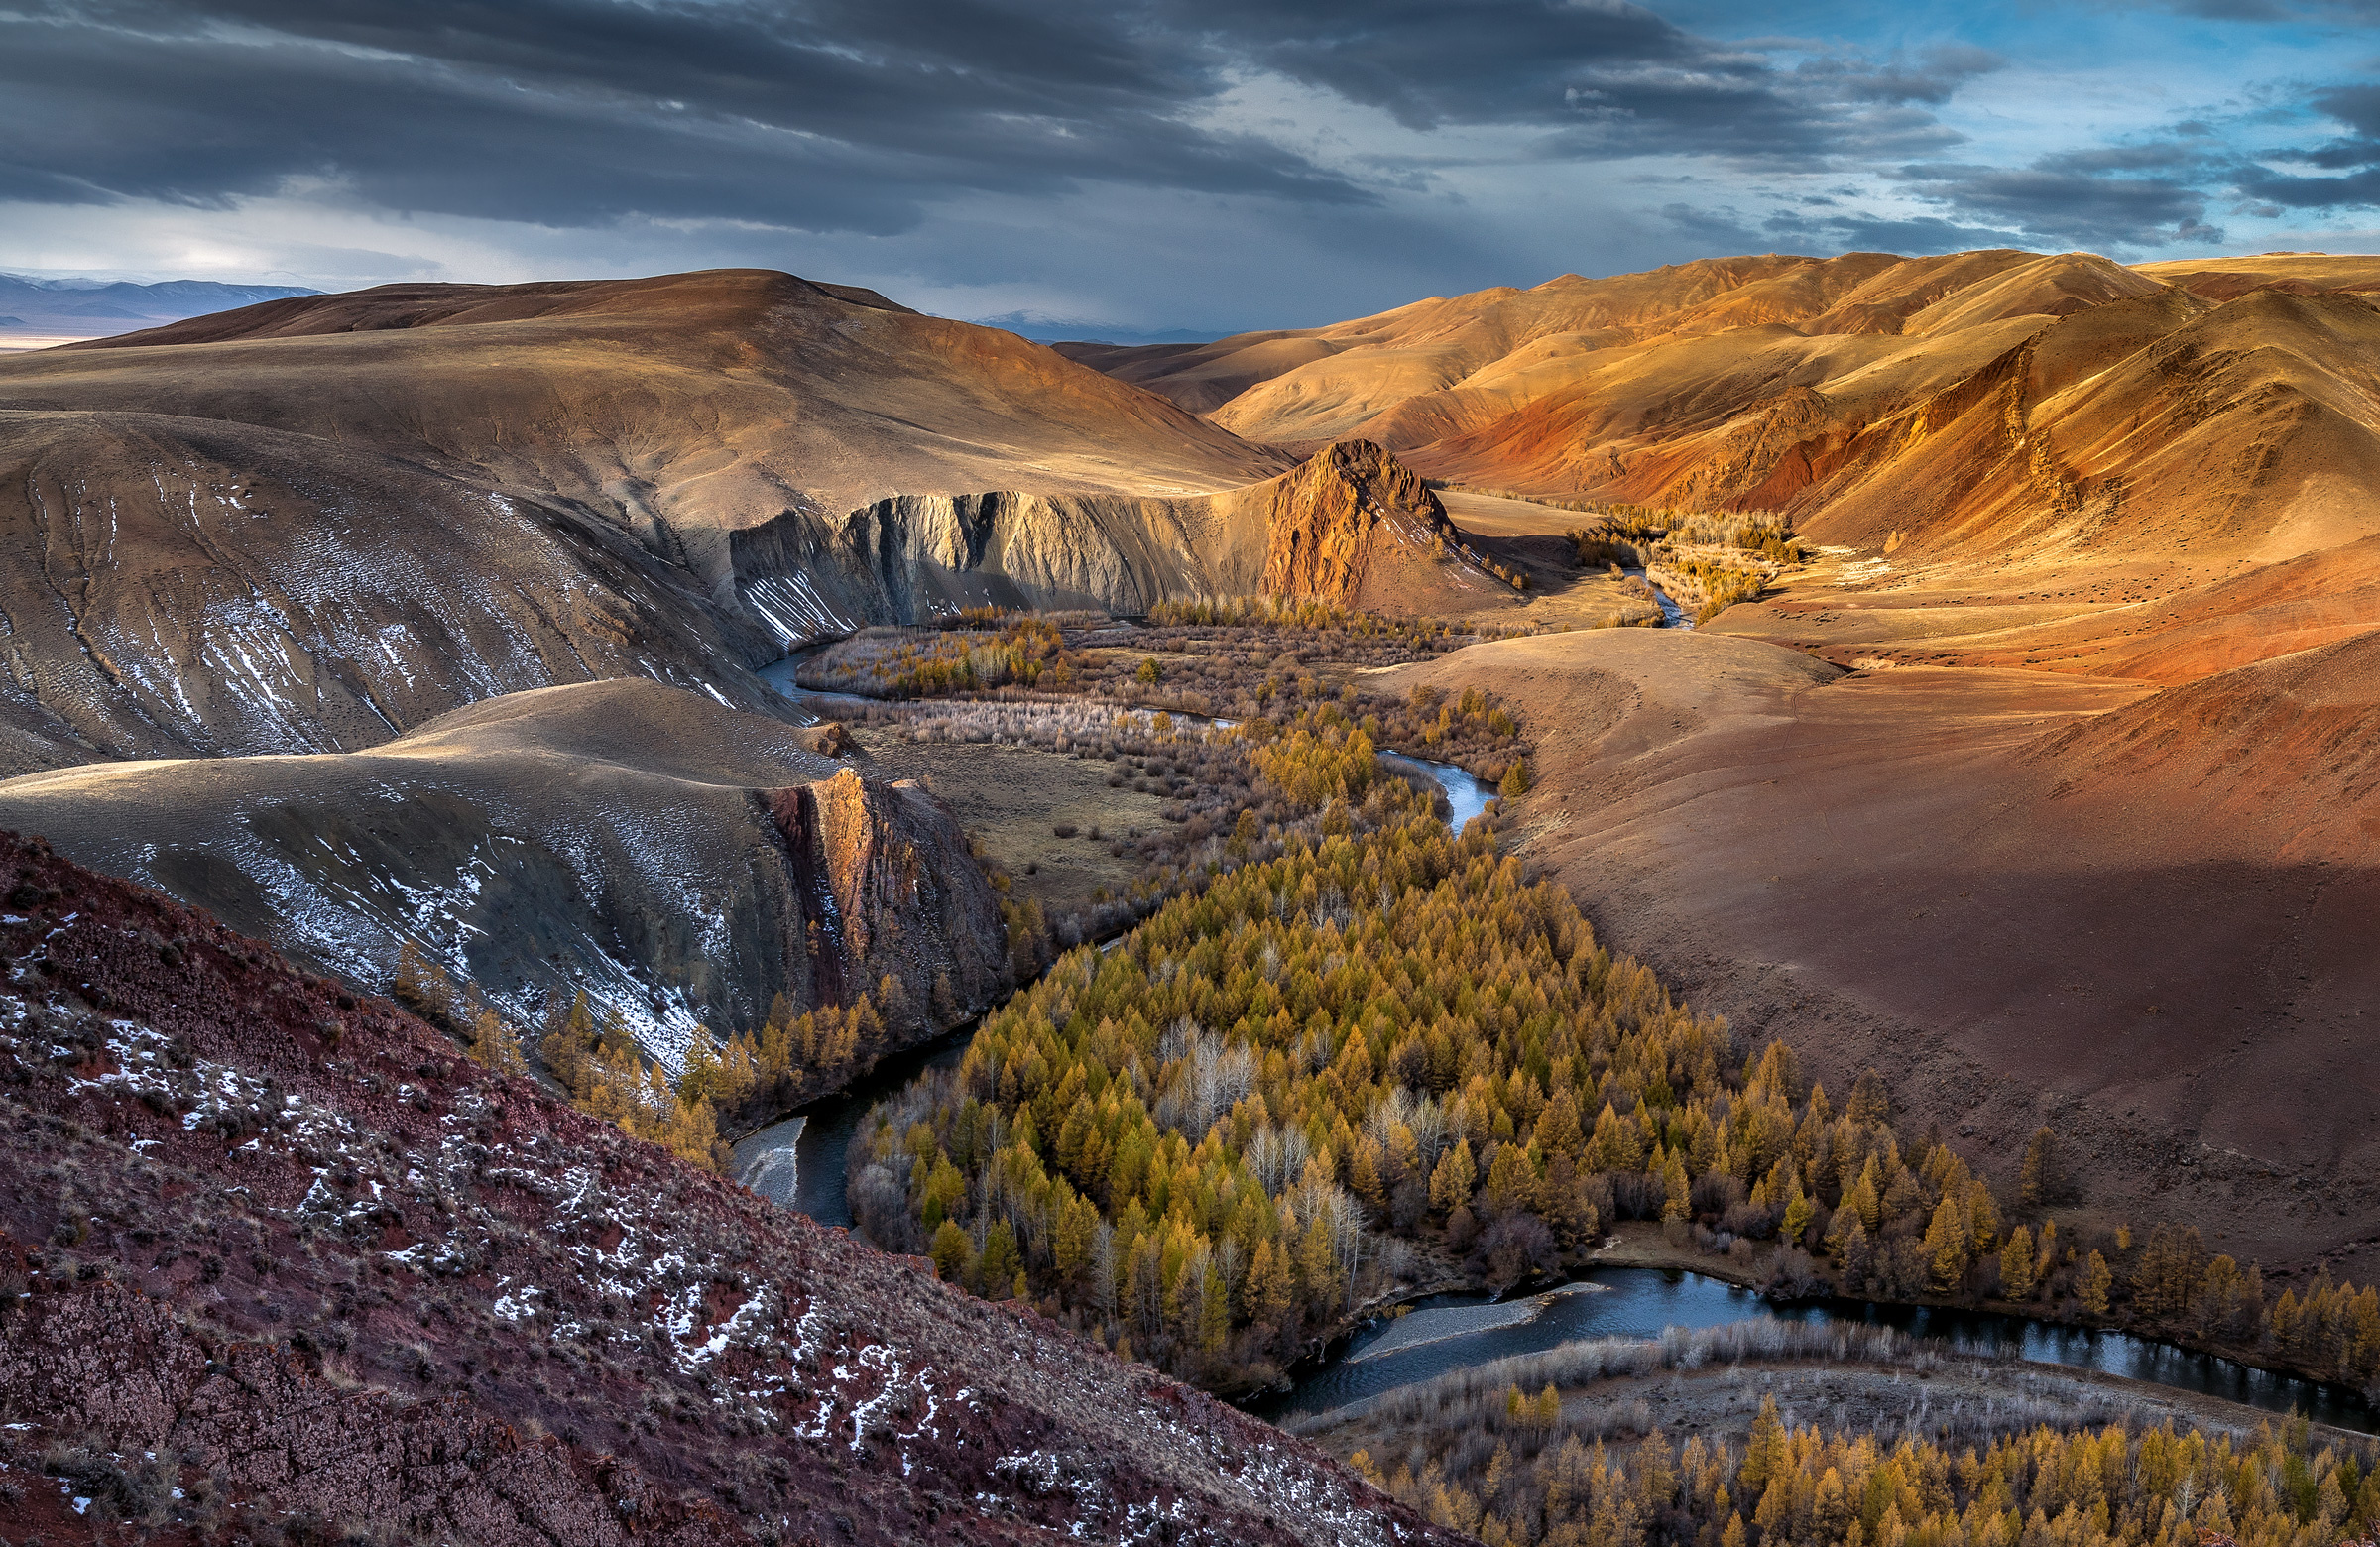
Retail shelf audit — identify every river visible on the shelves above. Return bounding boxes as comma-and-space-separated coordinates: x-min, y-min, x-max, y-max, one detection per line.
728, 751, 1502, 1228
729, 673, 2370, 1435
1260, 1268, 2377, 1434
1621, 565, 1693, 628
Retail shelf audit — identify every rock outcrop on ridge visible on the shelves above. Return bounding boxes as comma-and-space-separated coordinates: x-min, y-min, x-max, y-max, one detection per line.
0, 679, 1004, 1062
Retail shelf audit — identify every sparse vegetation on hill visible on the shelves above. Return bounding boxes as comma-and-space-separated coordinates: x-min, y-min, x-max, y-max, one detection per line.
1559, 511, 1803, 622
819, 605, 1534, 782
0, 830, 1446, 1546
796, 617, 1076, 697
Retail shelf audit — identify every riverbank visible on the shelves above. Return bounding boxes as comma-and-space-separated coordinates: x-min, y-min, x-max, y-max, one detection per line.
736, 652, 2368, 1436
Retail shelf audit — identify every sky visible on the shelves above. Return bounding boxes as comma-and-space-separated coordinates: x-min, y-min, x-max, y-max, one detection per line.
2, 0, 2378, 337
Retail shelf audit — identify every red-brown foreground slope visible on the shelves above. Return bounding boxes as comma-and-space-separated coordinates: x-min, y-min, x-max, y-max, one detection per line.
1391, 632, 2380, 1279
0, 828, 1461, 1545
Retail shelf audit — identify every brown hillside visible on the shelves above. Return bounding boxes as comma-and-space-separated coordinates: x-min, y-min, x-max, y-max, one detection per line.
0, 270, 1291, 674
6, 269, 1281, 520
1387, 627, 2380, 1280
0, 270, 1312, 765
0, 408, 784, 768
1094, 252, 2380, 1280
0, 678, 1006, 1062
1071, 248, 2380, 685
0, 829, 1458, 1545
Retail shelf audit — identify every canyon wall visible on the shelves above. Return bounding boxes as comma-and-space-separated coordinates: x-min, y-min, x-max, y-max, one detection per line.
0, 679, 1002, 1064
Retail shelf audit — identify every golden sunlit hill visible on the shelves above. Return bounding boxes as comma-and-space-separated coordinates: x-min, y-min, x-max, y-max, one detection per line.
1065, 247, 2380, 1277
0, 271, 1521, 766
1067, 248, 2380, 677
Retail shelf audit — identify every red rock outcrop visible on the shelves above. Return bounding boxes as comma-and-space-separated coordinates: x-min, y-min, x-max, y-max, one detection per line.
763, 767, 1003, 1017
1255, 438, 1479, 607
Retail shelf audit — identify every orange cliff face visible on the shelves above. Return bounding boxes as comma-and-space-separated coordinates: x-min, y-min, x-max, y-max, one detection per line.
763, 766, 1004, 1026
1257, 438, 1462, 605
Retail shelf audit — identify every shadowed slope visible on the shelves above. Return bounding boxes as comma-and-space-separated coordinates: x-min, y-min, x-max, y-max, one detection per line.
0, 679, 1004, 1062
0, 271, 1302, 762
0, 409, 775, 768
1389, 629, 2380, 1278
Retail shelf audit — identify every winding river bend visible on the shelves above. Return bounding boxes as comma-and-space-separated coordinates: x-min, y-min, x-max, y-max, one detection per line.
729, 745, 1503, 1229
1621, 565, 1693, 628
730, 683, 2373, 1433
1263, 1271, 2377, 1434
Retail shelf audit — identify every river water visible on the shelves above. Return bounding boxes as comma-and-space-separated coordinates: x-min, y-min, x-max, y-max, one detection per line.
728, 752, 1501, 1227
1621, 566, 1693, 629
1263, 1269, 2377, 1433
726, 685, 2370, 1434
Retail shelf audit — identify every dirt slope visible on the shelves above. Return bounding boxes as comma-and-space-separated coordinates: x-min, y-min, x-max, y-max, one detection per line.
0, 829, 1461, 1545
15, 270, 1283, 520
0, 270, 1296, 734
1389, 631, 2380, 1279
0, 408, 782, 769
0, 678, 1004, 1065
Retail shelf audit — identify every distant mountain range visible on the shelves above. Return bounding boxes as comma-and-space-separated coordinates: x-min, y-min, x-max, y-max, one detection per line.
968, 307, 1214, 346
0, 273, 317, 336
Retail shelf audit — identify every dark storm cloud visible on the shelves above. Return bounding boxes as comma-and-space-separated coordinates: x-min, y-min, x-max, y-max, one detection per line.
2227, 81, 2380, 210
0, 0, 1371, 231
0, 0, 2012, 234
1890, 160, 2224, 247
1761, 209, 2033, 254
1792, 44, 2006, 107
2, 0, 2365, 279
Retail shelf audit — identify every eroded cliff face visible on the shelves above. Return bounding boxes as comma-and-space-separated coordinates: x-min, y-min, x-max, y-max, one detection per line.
718, 437, 1476, 630
763, 767, 1003, 1031
1256, 438, 1460, 604
0, 680, 1001, 1070
0, 412, 786, 774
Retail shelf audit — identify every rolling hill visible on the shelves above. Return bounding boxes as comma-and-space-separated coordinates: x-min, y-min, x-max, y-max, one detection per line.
0, 273, 316, 351
1065, 248, 2380, 683
0, 273, 1528, 769
1054, 246, 2380, 1277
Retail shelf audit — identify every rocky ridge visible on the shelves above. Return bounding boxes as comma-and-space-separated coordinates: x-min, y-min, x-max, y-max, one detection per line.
0, 679, 1004, 1065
